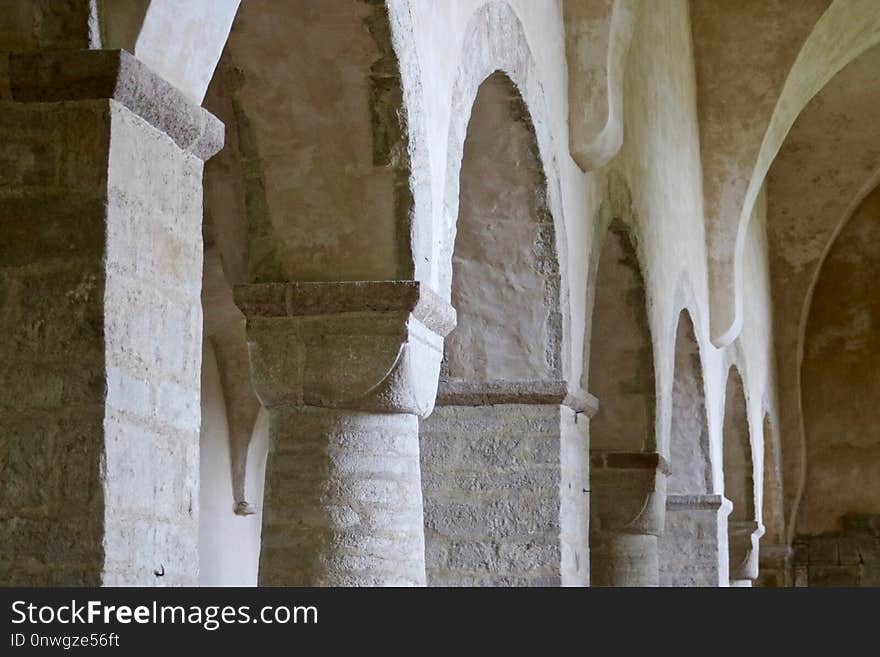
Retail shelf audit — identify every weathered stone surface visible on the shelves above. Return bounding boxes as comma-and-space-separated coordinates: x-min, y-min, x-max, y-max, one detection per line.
756, 543, 792, 587
236, 281, 453, 417
435, 379, 598, 416
0, 56, 212, 585
421, 402, 588, 587
659, 495, 730, 587
237, 281, 453, 586
589, 450, 668, 586
794, 513, 880, 587
10, 49, 224, 160
6, 0, 876, 591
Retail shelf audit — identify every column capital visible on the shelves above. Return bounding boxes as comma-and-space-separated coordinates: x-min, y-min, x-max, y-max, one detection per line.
729, 519, 765, 582
234, 281, 456, 416
757, 542, 792, 587
590, 451, 669, 535
9, 49, 224, 160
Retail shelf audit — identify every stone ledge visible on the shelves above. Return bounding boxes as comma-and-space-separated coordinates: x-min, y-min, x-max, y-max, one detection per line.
9, 49, 223, 161
666, 494, 731, 512
234, 281, 457, 337
759, 543, 792, 562
435, 379, 598, 415
590, 450, 671, 476
729, 519, 764, 535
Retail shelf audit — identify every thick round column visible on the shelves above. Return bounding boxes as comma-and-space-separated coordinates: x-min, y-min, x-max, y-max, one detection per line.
235, 281, 455, 587
261, 407, 425, 586
421, 380, 595, 587
591, 534, 659, 586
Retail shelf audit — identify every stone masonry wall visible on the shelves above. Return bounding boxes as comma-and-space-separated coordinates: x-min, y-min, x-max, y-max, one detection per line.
259, 406, 426, 586
101, 102, 205, 585
0, 96, 205, 585
793, 514, 880, 587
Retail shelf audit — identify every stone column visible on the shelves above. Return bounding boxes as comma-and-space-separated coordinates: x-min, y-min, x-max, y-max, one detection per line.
0, 50, 222, 585
728, 520, 765, 587
756, 544, 792, 587
659, 494, 732, 587
234, 281, 455, 586
420, 380, 595, 587
590, 451, 669, 586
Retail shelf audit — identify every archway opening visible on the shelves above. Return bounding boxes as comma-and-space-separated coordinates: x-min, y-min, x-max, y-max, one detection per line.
198, 0, 413, 585
794, 185, 880, 586
420, 71, 577, 587
588, 219, 660, 586
442, 71, 560, 384
668, 312, 711, 496
723, 366, 759, 586
588, 220, 655, 454
659, 310, 721, 586
757, 414, 788, 587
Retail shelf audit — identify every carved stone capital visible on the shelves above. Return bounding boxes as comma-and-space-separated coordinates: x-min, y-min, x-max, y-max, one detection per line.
729, 520, 765, 582
234, 281, 456, 417
590, 451, 670, 535
9, 49, 224, 160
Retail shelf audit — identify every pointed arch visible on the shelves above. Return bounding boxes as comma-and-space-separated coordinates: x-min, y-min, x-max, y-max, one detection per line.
723, 366, 754, 522
420, 68, 578, 587
723, 365, 763, 585
667, 310, 712, 495
589, 219, 655, 453
436, 1, 570, 378
442, 70, 561, 383
658, 309, 726, 587
588, 202, 664, 587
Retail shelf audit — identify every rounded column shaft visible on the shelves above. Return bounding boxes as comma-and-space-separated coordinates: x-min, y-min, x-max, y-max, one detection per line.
235, 281, 455, 587
260, 407, 425, 586
590, 451, 669, 587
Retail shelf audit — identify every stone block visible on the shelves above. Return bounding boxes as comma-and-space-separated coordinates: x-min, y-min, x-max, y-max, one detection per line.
808, 564, 860, 587
808, 537, 839, 565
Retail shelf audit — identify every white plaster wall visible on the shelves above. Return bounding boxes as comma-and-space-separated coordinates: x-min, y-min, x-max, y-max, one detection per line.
199, 341, 266, 586
392, 0, 777, 512
610, 1, 775, 502
392, 0, 588, 386
737, 188, 776, 531
612, 0, 723, 486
